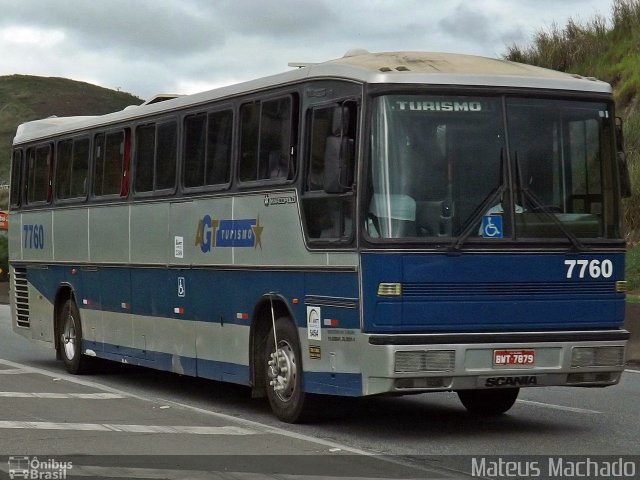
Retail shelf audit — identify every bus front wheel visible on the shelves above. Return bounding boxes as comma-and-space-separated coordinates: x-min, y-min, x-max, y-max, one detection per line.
58, 297, 90, 375
265, 317, 308, 423
457, 388, 519, 415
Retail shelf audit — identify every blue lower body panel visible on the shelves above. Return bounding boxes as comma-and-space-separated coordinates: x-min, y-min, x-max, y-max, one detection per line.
21, 264, 362, 396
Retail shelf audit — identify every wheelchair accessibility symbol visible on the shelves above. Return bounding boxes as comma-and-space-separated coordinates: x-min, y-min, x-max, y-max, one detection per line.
482, 215, 503, 238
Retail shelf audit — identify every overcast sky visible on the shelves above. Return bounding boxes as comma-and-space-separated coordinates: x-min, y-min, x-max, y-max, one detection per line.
0, 0, 615, 100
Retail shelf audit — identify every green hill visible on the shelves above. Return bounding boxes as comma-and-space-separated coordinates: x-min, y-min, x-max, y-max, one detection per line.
504, 0, 640, 243
0, 75, 142, 184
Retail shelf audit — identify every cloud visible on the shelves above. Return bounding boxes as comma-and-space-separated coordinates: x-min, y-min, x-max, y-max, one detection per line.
212, 0, 339, 38
439, 4, 495, 44
0, 0, 223, 57
0, 0, 617, 99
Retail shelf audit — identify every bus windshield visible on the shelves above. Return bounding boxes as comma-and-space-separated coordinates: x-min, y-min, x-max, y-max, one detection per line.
366, 94, 619, 244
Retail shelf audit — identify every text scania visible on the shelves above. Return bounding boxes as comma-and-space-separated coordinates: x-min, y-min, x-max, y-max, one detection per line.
485, 376, 537, 387
395, 101, 482, 112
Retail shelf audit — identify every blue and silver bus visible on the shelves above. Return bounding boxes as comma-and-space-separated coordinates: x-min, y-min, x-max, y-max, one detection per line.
9, 50, 631, 422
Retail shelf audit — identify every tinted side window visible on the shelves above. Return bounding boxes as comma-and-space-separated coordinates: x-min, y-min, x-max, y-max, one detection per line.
56, 138, 89, 200
239, 97, 292, 182
156, 122, 177, 190
206, 110, 232, 185
10, 149, 23, 207
94, 131, 127, 197
134, 124, 155, 193
55, 140, 73, 199
183, 110, 232, 189
26, 144, 52, 204
301, 102, 357, 243
70, 139, 90, 198
184, 113, 207, 188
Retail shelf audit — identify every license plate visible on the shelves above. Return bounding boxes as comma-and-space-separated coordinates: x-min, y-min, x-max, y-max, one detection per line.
493, 349, 535, 367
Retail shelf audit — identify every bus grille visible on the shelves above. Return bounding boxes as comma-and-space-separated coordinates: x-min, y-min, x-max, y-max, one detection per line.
395, 350, 456, 372
12, 267, 30, 328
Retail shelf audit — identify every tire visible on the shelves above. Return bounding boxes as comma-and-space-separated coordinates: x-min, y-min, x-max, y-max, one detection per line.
264, 317, 309, 423
457, 388, 519, 415
58, 297, 91, 375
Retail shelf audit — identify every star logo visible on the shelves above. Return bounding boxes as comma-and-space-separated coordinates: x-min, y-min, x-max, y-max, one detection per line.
251, 217, 264, 250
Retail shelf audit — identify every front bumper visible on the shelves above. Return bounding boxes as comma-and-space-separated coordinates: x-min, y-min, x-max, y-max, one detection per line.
361, 330, 628, 395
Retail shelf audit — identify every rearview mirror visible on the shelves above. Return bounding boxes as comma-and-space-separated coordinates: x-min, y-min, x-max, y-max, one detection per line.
618, 151, 632, 198
615, 117, 631, 198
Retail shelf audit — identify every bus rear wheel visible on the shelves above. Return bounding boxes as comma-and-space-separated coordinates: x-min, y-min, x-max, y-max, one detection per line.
58, 297, 91, 375
457, 388, 519, 415
265, 317, 309, 423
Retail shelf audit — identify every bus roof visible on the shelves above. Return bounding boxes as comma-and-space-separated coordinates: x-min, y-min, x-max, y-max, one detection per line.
14, 50, 612, 145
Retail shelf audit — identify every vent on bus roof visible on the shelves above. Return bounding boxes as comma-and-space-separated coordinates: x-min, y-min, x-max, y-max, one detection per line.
142, 94, 182, 105
379, 66, 411, 72
12, 267, 30, 328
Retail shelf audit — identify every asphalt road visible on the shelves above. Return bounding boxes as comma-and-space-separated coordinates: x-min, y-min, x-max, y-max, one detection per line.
0, 305, 639, 479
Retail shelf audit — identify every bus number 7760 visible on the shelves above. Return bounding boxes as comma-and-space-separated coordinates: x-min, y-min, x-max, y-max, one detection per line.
564, 259, 613, 279
23, 224, 45, 250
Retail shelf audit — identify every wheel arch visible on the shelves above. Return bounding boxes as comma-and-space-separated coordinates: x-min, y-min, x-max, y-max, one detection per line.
249, 293, 298, 398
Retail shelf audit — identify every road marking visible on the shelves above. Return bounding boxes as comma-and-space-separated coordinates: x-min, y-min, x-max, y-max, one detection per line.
625, 368, 640, 374
0, 358, 467, 479
0, 392, 125, 399
0, 465, 223, 480
1, 464, 415, 480
517, 399, 601, 414
0, 421, 257, 435
0, 368, 30, 374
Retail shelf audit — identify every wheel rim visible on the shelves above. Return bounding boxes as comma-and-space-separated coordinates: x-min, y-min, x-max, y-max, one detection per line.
267, 340, 297, 402
61, 311, 77, 361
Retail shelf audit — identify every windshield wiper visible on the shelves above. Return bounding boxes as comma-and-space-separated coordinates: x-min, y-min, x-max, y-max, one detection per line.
514, 152, 585, 251
449, 148, 507, 252
448, 183, 507, 252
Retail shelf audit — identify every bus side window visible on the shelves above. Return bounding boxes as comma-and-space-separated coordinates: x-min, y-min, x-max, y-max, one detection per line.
206, 110, 233, 185
134, 124, 156, 193
55, 139, 73, 199
26, 144, 52, 204
239, 96, 295, 183
70, 138, 90, 199
301, 102, 357, 242
183, 113, 207, 188
57, 137, 91, 200
94, 130, 130, 197
136, 121, 178, 194
183, 109, 232, 189
10, 149, 23, 208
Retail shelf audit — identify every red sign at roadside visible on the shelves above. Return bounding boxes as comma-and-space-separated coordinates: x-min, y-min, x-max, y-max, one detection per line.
0, 211, 8, 231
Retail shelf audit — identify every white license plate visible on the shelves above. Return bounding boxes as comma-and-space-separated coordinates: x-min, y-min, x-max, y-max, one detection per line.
493, 349, 535, 366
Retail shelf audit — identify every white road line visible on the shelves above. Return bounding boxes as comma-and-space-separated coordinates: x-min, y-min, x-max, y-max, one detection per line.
0, 392, 125, 399
1, 464, 393, 480
517, 399, 602, 414
0, 368, 31, 374
0, 421, 257, 435
625, 368, 640, 374
0, 358, 457, 479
